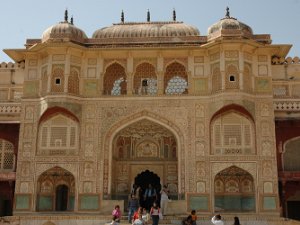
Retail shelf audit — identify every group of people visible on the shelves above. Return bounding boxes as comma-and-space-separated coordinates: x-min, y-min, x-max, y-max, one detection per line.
110, 183, 169, 225
182, 213, 241, 225
130, 183, 169, 212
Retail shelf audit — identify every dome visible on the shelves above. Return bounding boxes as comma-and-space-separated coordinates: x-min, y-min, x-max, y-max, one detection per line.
92, 21, 200, 39
42, 11, 87, 43
208, 8, 253, 40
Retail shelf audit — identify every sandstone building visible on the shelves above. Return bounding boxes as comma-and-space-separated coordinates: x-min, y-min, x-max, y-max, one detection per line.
0, 8, 300, 224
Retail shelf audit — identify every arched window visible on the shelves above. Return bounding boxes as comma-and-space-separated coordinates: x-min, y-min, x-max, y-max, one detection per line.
284, 137, 300, 171
37, 167, 75, 212
214, 166, 255, 212
211, 112, 255, 155
134, 62, 157, 95
103, 63, 127, 95
37, 114, 79, 156
68, 68, 79, 95
164, 62, 188, 95
0, 139, 15, 171
51, 67, 64, 92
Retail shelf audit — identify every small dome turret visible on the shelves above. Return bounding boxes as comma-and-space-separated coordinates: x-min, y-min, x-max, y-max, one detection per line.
42, 10, 87, 43
207, 7, 253, 41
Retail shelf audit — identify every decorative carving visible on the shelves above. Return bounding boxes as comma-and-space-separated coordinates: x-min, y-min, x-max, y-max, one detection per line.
262, 141, 272, 156
196, 162, 206, 177
195, 142, 205, 156
196, 181, 206, 193
262, 161, 273, 177
25, 106, 34, 120
195, 104, 205, 117
195, 122, 204, 137
84, 143, 94, 157
261, 104, 270, 116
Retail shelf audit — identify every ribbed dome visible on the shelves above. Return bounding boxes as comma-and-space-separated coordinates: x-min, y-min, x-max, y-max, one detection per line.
42, 11, 87, 43
208, 8, 253, 40
92, 22, 200, 39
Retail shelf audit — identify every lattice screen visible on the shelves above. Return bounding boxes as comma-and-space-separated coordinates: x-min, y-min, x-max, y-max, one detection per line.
51, 67, 64, 92
38, 115, 79, 155
225, 65, 239, 89
134, 62, 157, 94
243, 65, 252, 92
68, 69, 80, 95
164, 62, 188, 94
212, 112, 254, 155
103, 63, 127, 95
212, 67, 222, 93
0, 139, 15, 171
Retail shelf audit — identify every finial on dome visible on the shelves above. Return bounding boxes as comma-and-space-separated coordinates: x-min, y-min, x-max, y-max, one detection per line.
70, 16, 74, 25
64, 9, 69, 22
173, 8, 176, 21
225, 6, 230, 18
121, 10, 124, 23
147, 9, 150, 22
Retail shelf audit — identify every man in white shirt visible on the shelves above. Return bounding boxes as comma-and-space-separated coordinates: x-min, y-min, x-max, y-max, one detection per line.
211, 215, 224, 225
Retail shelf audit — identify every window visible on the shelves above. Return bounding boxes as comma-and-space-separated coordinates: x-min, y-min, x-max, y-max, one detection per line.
55, 78, 61, 85
0, 139, 15, 171
38, 114, 79, 156
229, 75, 235, 82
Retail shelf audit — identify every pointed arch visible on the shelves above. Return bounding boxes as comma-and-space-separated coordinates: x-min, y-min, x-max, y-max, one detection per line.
103, 62, 127, 95
283, 136, 300, 171
164, 61, 188, 94
133, 62, 157, 95
214, 166, 255, 212
36, 166, 75, 212
103, 110, 185, 196
210, 104, 255, 155
37, 107, 80, 156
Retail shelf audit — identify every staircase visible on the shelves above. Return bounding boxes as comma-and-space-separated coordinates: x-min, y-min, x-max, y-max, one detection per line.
1, 215, 300, 225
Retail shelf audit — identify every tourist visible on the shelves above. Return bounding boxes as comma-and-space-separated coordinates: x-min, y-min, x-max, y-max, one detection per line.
190, 210, 197, 225
112, 205, 121, 223
142, 208, 150, 224
144, 184, 157, 210
233, 216, 241, 225
110, 216, 120, 225
211, 214, 224, 225
132, 213, 146, 225
128, 194, 140, 223
132, 207, 143, 223
150, 202, 160, 225
160, 185, 169, 216
182, 215, 193, 225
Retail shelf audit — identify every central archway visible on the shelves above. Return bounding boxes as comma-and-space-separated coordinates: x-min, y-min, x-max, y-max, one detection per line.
106, 112, 183, 200
135, 170, 161, 193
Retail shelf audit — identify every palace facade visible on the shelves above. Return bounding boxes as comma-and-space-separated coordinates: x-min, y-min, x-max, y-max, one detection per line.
1, 8, 300, 224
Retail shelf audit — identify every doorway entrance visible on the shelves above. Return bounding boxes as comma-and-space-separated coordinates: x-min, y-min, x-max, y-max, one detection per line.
135, 170, 161, 209
55, 185, 68, 211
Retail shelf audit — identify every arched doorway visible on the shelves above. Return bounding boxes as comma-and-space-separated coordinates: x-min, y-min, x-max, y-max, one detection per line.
110, 118, 178, 201
55, 185, 68, 211
36, 167, 75, 212
134, 170, 161, 209
214, 166, 255, 212
135, 170, 160, 191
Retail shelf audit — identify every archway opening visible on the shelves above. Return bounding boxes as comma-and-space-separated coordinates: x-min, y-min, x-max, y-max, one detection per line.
55, 185, 68, 211
135, 170, 160, 210
36, 167, 75, 212
214, 166, 255, 213
110, 118, 178, 201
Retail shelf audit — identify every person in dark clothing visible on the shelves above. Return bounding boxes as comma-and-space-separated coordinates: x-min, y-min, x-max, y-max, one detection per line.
128, 194, 140, 223
144, 184, 157, 211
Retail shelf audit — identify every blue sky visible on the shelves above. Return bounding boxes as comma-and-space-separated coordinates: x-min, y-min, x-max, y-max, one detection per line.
0, 0, 299, 62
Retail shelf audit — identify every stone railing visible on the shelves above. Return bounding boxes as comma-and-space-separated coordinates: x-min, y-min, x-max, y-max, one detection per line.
272, 56, 300, 65
0, 62, 25, 69
0, 104, 21, 114
274, 100, 300, 111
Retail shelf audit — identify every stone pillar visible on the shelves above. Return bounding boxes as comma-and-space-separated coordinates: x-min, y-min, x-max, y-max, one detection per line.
239, 51, 244, 90
47, 55, 52, 92
220, 51, 225, 90
127, 56, 133, 95
64, 54, 71, 93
